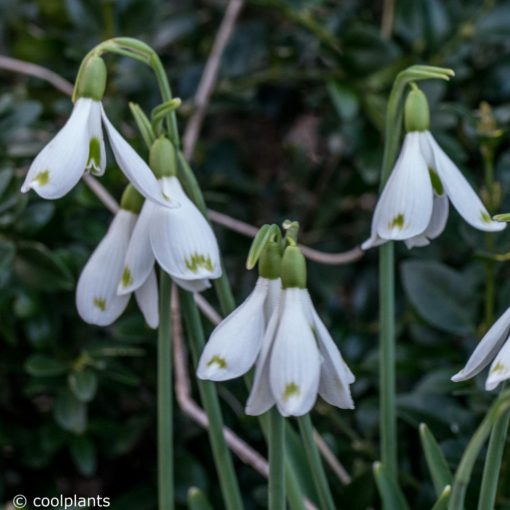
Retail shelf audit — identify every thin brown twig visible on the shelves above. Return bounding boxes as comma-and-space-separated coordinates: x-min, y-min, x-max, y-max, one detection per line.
183, 0, 244, 160
0, 55, 74, 96
380, 0, 396, 39
312, 428, 351, 485
171, 284, 270, 478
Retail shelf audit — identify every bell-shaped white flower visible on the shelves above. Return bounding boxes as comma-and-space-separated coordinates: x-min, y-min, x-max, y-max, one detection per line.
76, 208, 159, 328
22, 55, 171, 207
452, 306, 510, 390
363, 87, 504, 250
197, 276, 281, 381
245, 286, 355, 417
118, 175, 222, 294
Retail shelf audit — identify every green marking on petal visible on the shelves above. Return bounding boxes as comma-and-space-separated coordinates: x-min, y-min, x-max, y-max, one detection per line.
388, 213, 405, 231
429, 169, 444, 195
121, 267, 133, 288
185, 253, 214, 273
87, 137, 102, 172
33, 170, 50, 187
481, 211, 492, 224
283, 382, 300, 401
206, 355, 228, 369
93, 297, 106, 311
491, 361, 505, 374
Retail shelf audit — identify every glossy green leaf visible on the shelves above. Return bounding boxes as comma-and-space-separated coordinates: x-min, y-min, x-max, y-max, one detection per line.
69, 370, 98, 403
54, 392, 87, 434
25, 354, 67, 377
69, 435, 97, 476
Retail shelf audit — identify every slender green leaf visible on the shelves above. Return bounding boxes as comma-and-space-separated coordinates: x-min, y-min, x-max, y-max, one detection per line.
431, 485, 451, 510
419, 423, 453, 496
187, 487, 213, 510
373, 462, 410, 510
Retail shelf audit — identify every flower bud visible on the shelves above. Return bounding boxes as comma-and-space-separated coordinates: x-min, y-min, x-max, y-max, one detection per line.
74, 55, 107, 101
258, 241, 281, 280
405, 86, 430, 133
120, 184, 144, 213
281, 245, 306, 289
150, 136, 177, 178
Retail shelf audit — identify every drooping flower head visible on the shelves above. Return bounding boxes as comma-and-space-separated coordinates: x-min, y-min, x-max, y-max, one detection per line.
452, 306, 510, 391
22, 55, 170, 207
76, 185, 158, 328
363, 85, 505, 250
118, 136, 222, 294
198, 222, 355, 417
197, 241, 282, 381
246, 243, 355, 417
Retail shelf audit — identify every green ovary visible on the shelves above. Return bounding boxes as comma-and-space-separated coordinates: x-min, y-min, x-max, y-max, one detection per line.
283, 382, 300, 401
93, 297, 106, 311
185, 253, 214, 273
207, 355, 228, 370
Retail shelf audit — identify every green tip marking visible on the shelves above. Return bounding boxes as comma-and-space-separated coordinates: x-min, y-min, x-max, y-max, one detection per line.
87, 137, 101, 171
34, 170, 50, 187
93, 297, 106, 311
185, 253, 214, 273
429, 169, 444, 195
491, 362, 505, 374
121, 267, 133, 288
283, 382, 300, 401
389, 213, 405, 231
481, 211, 492, 224
206, 355, 228, 369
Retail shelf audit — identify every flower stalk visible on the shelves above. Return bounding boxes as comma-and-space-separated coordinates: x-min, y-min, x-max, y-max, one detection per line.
269, 409, 286, 510
377, 66, 455, 482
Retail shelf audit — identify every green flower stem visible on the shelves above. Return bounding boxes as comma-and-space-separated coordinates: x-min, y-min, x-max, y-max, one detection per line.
298, 415, 336, 510
180, 290, 244, 510
477, 386, 510, 510
269, 409, 286, 510
377, 65, 454, 482
158, 272, 174, 510
449, 391, 510, 510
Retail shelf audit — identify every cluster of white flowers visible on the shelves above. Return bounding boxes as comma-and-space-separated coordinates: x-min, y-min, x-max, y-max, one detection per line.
198, 242, 355, 417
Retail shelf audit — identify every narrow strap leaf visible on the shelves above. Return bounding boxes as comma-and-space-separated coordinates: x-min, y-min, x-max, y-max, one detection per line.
419, 423, 453, 496
373, 462, 410, 510
431, 485, 451, 510
187, 487, 214, 510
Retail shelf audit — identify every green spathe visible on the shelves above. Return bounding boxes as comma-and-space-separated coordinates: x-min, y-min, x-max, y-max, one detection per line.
404, 85, 430, 133
150, 136, 177, 178
281, 245, 306, 289
120, 184, 144, 214
259, 242, 281, 280
74, 55, 107, 101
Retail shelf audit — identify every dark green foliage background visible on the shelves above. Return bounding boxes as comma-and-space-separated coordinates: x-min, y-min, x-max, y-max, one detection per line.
2, 0, 510, 508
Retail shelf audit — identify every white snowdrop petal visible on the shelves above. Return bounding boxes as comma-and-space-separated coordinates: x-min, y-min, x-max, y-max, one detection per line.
263, 277, 281, 323
424, 132, 505, 232
373, 133, 433, 241
304, 292, 355, 409
404, 194, 449, 249
134, 269, 159, 329
86, 101, 106, 176
100, 107, 176, 208
76, 210, 136, 326
150, 177, 222, 282
452, 306, 510, 382
22, 98, 93, 199
172, 277, 211, 292
361, 233, 387, 250
486, 337, 510, 390
118, 201, 156, 295
245, 292, 284, 416
269, 289, 321, 417
197, 277, 269, 381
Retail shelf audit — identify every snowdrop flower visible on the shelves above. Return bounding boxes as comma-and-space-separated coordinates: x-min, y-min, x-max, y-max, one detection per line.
76, 185, 158, 328
21, 55, 170, 207
118, 137, 221, 294
452, 307, 510, 391
363, 86, 505, 250
197, 242, 282, 380
246, 245, 355, 417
